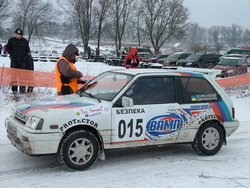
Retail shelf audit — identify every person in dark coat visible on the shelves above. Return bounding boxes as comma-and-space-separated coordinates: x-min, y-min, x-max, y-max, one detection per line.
0, 43, 2, 55
6, 29, 30, 93
87, 46, 91, 59
95, 47, 100, 55
26, 53, 34, 93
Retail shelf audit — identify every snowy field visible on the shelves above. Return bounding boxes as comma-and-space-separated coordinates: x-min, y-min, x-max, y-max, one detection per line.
0, 42, 250, 188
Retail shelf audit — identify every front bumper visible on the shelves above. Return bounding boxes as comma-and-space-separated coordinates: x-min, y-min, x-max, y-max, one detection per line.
5, 118, 63, 155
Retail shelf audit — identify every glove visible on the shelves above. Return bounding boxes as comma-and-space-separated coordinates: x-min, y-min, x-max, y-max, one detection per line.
126, 59, 132, 65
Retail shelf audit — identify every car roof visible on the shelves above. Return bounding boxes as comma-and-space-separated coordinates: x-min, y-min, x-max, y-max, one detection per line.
138, 52, 151, 54
220, 56, 244, 60
171, 52, 190, 54
108, 68, 205, 77
226, 54, 246, 57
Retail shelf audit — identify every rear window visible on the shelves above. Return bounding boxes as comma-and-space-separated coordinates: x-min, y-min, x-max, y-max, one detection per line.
179, 77, 220, 103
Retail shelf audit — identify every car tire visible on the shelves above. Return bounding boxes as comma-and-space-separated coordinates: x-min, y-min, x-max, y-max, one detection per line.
192, 122, 223, 156
58, 129, 100, 171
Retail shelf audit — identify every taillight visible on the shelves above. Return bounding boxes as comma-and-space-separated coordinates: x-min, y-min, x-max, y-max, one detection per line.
232, 107, 235, 119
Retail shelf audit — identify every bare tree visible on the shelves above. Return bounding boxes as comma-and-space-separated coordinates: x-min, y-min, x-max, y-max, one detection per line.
93, 0, 112, 50
208, 26, 223, 53
242, 28, 250, 45
0, 0, 11, 20
230, 24, 243, 47
12, 0, 56, 42
57, 0, 94, 54
139, 0, 189, 54
110, 0, 133, 56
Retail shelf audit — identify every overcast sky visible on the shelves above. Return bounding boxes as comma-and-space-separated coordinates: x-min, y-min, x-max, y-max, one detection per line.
183, 0, 250, 29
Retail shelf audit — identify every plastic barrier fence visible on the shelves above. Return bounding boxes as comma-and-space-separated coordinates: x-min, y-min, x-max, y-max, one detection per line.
1, 67, 249, 88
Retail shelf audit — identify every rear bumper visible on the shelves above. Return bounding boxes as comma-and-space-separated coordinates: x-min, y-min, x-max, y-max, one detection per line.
224, 120, 240, 137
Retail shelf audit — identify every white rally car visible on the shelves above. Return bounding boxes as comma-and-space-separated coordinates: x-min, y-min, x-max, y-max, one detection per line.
5, 69, 239, 171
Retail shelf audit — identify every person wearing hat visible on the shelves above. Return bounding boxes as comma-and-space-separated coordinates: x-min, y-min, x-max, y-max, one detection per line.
6, 28, 30, 94
55, 44, 85, 95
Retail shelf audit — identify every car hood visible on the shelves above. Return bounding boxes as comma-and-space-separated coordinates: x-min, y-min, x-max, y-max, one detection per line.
16, 93, 102, 117
150, 57, 157, 60
213, 65, 235, 71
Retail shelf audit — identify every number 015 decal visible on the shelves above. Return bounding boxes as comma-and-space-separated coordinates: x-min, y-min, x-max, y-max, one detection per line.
113, 118, 146, 142
113, 108, 146, 142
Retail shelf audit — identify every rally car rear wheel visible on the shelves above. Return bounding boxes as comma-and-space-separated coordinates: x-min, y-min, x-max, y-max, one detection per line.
58, 129, 100, 171
192, 122, 224, 156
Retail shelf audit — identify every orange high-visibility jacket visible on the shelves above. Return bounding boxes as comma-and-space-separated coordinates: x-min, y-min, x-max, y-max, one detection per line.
55, 57, 78, 93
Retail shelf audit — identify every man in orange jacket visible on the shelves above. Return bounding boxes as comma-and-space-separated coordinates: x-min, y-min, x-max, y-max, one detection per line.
55, 44, 85, 95
124, 48, 139, 68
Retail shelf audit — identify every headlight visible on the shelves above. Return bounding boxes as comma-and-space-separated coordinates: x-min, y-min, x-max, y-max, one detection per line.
227, 70, 234, 73
164, 60, 170, 63
186, 62, 192, 65
25, 116, 43, 129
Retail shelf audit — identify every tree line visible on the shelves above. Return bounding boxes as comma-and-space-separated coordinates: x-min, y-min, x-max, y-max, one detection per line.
0, 0, 250, 56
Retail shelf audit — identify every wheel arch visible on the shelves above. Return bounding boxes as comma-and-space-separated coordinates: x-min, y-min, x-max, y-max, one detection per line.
197, 120, 227, 145
59, 124, 105, 160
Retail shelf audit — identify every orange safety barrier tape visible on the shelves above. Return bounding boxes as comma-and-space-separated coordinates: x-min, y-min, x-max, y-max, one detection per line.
1, 67, 250, 88
0, 67, 94, 88
215, 72, 250, 87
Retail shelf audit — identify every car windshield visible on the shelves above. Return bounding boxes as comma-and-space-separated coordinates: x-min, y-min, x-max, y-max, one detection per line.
218, 59, 238, 66
186, 54, 202, 60
78, 72, 133, 101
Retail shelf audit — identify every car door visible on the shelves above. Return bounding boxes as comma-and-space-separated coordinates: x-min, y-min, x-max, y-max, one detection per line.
111, 76, 185, 145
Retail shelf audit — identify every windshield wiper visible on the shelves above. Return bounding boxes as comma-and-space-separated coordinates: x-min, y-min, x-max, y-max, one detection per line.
79, 91, 101, 103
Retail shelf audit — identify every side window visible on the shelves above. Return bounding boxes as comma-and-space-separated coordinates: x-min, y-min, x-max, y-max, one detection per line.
179, 77, 220, 103
200, 55, 205, 61
205, 55, 211, 60
238, 59, 243, 65
124, 77, 175, 105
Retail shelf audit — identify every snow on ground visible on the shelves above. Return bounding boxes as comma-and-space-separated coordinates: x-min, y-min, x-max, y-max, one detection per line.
0, 43, 250, 187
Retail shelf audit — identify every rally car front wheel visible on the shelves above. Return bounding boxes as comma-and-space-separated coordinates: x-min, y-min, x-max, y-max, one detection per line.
58, 129, 100, 171
192, 122, 224, 156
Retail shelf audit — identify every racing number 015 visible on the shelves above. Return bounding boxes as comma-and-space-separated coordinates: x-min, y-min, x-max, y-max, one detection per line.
118, 119, 143, 139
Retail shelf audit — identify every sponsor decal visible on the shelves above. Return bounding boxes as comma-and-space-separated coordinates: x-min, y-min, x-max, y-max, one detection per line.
191, 94, 218, 102
198, 114, 223, 124
15, 111, 29, 122
146, 114, 182, 140
190, 105, 213, 109
181, 104, 224, 124
59, 118, 98, 131
75, 105, 109, 118
116, 108, 145, 114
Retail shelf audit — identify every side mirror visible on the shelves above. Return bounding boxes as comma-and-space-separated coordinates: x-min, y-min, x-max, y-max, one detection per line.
122, 96, 134, 107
